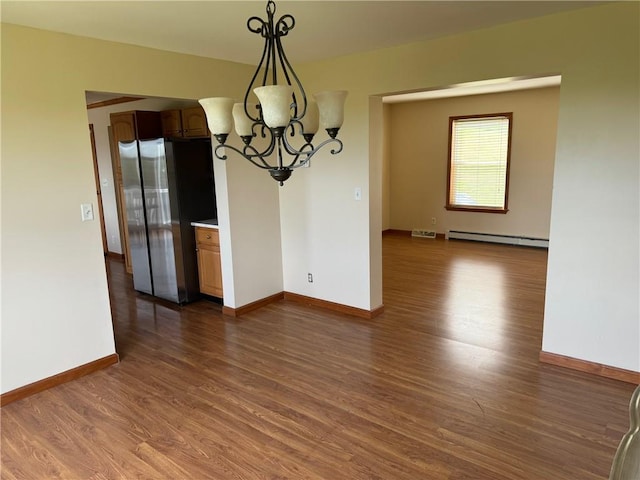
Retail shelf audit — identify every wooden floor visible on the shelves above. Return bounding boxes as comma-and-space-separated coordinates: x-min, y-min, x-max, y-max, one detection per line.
1, 235, 635, 479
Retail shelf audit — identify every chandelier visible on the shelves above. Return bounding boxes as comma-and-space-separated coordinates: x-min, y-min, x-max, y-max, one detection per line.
198, 0, 347, 185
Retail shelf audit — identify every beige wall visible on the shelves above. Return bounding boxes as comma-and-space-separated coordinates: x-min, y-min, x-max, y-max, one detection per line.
387, 86, 560, 238
295, 2, 638, 371
0, 24, 278, 394
381, 103, 392, 231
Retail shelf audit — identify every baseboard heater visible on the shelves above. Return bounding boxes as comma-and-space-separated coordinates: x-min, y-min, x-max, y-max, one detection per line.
447, 230, 549, 248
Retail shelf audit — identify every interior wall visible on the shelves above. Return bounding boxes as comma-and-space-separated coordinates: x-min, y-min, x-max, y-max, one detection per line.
0, 24, 276, 394
278, 86, 374, 310
542, 12, 640, 370
388, 86, 560, 238
294, 2, 638, 372
215, 140, 284, 309
86, 97, 196, 254
368, 96, 384, 307
381, 103, 392, 231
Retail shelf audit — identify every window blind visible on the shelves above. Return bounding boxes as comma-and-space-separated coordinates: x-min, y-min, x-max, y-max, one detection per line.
449, 115, 511, 210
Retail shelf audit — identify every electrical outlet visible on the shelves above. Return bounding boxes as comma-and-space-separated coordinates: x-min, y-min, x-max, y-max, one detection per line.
308, 273, 313, 283
431, 217, 437, 225
81, 203, 94, 222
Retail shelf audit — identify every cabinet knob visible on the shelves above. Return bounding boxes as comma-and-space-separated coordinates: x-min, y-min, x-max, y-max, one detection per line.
206, 234, 211, 239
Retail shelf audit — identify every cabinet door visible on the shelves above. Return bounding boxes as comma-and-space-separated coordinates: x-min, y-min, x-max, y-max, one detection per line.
181, 106, 209, 137
197, 245, 223, 297
134, 111, 162, 139
110, 112, 136, 142
161, 110, 183, 137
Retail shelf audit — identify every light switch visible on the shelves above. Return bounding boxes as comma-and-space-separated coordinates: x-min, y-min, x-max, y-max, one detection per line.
354, 187, 362, 201
81, 203, 94, 222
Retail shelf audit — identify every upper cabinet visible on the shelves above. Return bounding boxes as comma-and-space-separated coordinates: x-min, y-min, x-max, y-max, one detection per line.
181, 106, 209, 137
110, 112, 136, 142
160, 110, 182, 137
110, 111, 162, 142
161, 106, 210, 138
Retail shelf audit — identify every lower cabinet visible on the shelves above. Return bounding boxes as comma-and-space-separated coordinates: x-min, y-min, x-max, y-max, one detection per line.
195, 227, 223, 298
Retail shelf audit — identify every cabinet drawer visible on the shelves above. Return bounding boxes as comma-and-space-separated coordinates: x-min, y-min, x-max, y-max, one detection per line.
195, 227, 219, 246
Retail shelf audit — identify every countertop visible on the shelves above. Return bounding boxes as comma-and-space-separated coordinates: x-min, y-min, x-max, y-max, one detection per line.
191, 219, 219, 229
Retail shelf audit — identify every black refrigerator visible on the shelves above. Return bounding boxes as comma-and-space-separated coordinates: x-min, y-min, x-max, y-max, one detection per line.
119, 137, 216, 304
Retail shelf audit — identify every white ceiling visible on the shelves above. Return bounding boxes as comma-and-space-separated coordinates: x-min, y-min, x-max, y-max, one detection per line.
1, 1, 605, 66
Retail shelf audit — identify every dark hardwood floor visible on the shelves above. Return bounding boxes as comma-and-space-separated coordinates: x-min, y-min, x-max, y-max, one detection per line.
1, 234, 635, 479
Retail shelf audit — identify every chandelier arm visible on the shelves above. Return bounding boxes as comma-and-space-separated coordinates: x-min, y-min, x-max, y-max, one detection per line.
243, 143, 278, 169
243, 35, 268, 122
285, 121, 300, 141
276, 138, 306, 168
267, 6, 278, 85
287, 139, 344, 170
320, 137, 345, 156
279, 128, 310, 157
274, 32, 306, 120
283, 141, 314, 168
247, 15, 267, 35
263, 31, 276, 118
216, 143, 274, 170
263, 34, 273, 89
213, 143, 228, 160
275, 13, 295, 36
244, 132, 278, 167
244, 18, 270, 122
276, 136, 285, 170
278, 130, 344, 166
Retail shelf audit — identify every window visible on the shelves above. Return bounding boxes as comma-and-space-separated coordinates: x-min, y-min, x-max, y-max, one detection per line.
446, 112, 512, 213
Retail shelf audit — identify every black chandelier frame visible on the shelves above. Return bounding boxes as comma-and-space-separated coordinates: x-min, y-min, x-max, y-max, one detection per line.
212, 0, 344, 185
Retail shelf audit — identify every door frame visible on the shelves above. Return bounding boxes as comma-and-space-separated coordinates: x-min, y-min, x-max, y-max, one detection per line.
89, 124, 108, 254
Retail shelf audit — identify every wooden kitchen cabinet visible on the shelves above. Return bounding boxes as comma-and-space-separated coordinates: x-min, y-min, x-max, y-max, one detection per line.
181, 106, 209, 137
161, 106, 209, 138
110, 112, 136, 142
160, 110, 182, 137
111, 110, 162, 142
195, 227, 223, 298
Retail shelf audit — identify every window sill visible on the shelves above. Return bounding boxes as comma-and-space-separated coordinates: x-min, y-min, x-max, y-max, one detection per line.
445, 205, 509, 214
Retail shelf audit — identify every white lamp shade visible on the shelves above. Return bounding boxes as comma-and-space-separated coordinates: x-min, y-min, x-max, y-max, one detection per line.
314, 90, 348, 129
232, 103, 257, 137
253, 85, 293, 128
198, 97, 234, 134
300, 100, 319, 135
